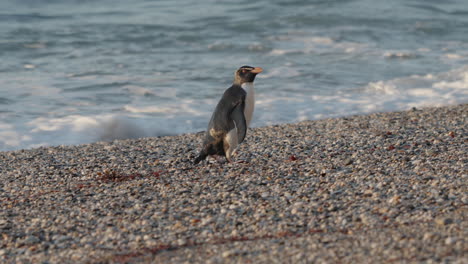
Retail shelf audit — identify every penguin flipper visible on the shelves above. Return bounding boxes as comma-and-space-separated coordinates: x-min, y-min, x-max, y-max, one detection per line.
230, 103, 247, 143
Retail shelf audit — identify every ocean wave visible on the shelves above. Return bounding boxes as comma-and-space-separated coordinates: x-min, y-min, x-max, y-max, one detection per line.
383, 51, 420, 59
365, 66, 468, 96
3, 65, 466, 151
254, 65, 468, 125
267, 34, 368, 56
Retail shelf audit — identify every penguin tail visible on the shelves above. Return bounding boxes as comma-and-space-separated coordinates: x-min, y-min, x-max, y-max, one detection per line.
193, 152, 207, 165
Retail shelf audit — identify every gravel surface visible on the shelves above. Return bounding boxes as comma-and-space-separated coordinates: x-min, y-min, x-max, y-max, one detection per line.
1, 104, 467, 263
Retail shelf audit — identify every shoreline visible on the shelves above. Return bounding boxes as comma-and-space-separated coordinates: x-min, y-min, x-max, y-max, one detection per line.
1, 104, 466, 263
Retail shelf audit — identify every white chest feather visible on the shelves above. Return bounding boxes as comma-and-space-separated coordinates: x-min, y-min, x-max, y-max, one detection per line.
241, 82, 255, 126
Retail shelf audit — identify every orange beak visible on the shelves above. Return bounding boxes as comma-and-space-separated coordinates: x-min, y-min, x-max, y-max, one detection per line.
251, 67, 263, 74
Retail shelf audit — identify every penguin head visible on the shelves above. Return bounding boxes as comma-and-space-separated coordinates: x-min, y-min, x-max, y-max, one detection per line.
234, 65, 263, 84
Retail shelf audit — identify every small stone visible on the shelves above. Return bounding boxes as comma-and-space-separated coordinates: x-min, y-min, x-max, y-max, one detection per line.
422, 233, 433, 241
388, 195, 401, 205
176, 238, 187, 246
360, 213, 372, 225
378, 207, 390, 214
445, 237, 456, 245
435, 218, 454, 226
222, 249, 239, 258
344, 158, 353, 165
172, 221, 184, 230
201, 217, 213, 226
71, 253, 83, 261
24, 235, 40, 245
461, 196, 468, 204
293, 202, 304, 208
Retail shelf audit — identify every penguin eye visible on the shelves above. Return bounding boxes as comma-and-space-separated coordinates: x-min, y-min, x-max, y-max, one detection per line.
241, 70, 246, 73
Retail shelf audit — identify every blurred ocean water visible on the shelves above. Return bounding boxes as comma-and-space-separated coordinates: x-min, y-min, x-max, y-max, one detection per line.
1, 0, 467, 150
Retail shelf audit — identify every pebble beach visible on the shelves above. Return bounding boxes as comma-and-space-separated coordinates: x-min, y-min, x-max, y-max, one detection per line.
1, 104, 467, 263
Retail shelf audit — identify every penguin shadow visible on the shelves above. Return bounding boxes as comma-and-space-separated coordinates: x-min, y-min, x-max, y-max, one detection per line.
188, 153, 250, 167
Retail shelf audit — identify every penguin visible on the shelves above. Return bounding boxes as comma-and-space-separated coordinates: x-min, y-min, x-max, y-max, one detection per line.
194, 65, 263, 164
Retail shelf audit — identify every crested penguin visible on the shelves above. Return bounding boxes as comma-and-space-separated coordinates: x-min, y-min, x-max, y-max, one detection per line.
194, 65, 263, 164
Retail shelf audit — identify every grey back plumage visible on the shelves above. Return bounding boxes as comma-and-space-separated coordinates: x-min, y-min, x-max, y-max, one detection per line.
206, 85, 247, 142
193, 84, 247, 164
